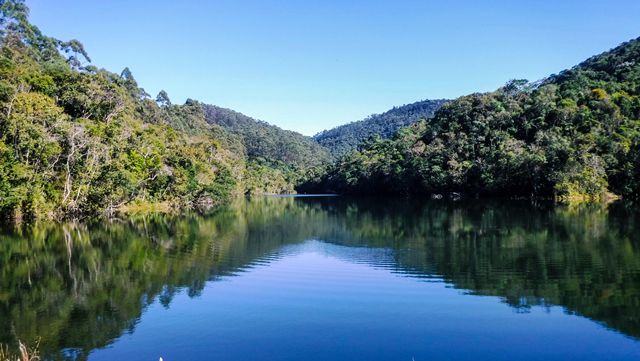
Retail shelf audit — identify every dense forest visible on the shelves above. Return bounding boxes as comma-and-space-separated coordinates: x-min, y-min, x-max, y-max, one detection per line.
2, 0, 640, 222
204, 104, 330, 168
313, 99, 448, 158
203, 105, 332, 195
0, 0, 326, 222
302, 37, 640, 201
0, 0, 239, 221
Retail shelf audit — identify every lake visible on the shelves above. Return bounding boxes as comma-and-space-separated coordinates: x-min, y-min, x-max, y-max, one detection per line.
1, 196, 640, 360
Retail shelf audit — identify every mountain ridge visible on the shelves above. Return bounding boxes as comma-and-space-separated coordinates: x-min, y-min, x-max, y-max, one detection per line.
203, 104, 330, 168
313, 98, 448, 158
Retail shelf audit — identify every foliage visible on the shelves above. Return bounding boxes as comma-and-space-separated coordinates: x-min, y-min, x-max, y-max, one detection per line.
243, 158, 299, 195
305, 38, 640, 200
204, 104, 330, 169
313, 99, 448, 159
0, 0, 313, 221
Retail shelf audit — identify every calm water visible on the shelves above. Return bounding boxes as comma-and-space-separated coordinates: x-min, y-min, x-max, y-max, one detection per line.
1, 197, 640, 360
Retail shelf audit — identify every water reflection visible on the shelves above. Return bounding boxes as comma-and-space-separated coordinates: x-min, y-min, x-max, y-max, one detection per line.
0, 197, 639, 360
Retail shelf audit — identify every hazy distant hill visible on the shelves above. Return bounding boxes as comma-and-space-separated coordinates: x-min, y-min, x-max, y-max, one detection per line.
203, 104, 331, 168
313, 99, 448, 158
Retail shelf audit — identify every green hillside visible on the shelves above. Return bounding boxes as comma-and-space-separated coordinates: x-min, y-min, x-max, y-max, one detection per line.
204, 104, 330, 168
302, 37, 640, 201
313, 99, 447, 158
0, 0, 321, 221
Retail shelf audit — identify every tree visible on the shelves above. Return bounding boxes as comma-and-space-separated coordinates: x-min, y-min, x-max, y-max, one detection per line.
156, 90, 171, 107
59, 39, 91, 68
120, 67, 134, 81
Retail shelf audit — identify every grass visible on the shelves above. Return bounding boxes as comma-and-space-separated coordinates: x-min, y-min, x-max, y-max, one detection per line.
0, 341, 39, 361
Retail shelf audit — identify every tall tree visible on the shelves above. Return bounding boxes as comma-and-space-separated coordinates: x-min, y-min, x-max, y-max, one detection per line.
156, 90, 171, 107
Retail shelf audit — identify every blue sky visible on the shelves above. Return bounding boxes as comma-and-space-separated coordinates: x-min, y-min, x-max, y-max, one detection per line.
27, 0, 640, 135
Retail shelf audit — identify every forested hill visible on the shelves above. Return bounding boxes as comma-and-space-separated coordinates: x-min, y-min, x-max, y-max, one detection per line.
0, 0, 260, 221
0, 0, 327, 221
204, 104, 330, 168
301, 37, 640, 201
313, 99, 448, 158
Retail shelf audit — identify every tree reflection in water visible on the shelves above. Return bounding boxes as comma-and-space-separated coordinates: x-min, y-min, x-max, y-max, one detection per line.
0, 197, 639, 360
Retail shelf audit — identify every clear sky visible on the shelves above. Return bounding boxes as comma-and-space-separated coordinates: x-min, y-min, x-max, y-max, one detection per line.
27, 0, 640, 135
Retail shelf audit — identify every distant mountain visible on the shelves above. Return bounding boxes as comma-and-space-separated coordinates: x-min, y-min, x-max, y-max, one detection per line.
203, 104, 331, 168
313, 99, 448, 158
